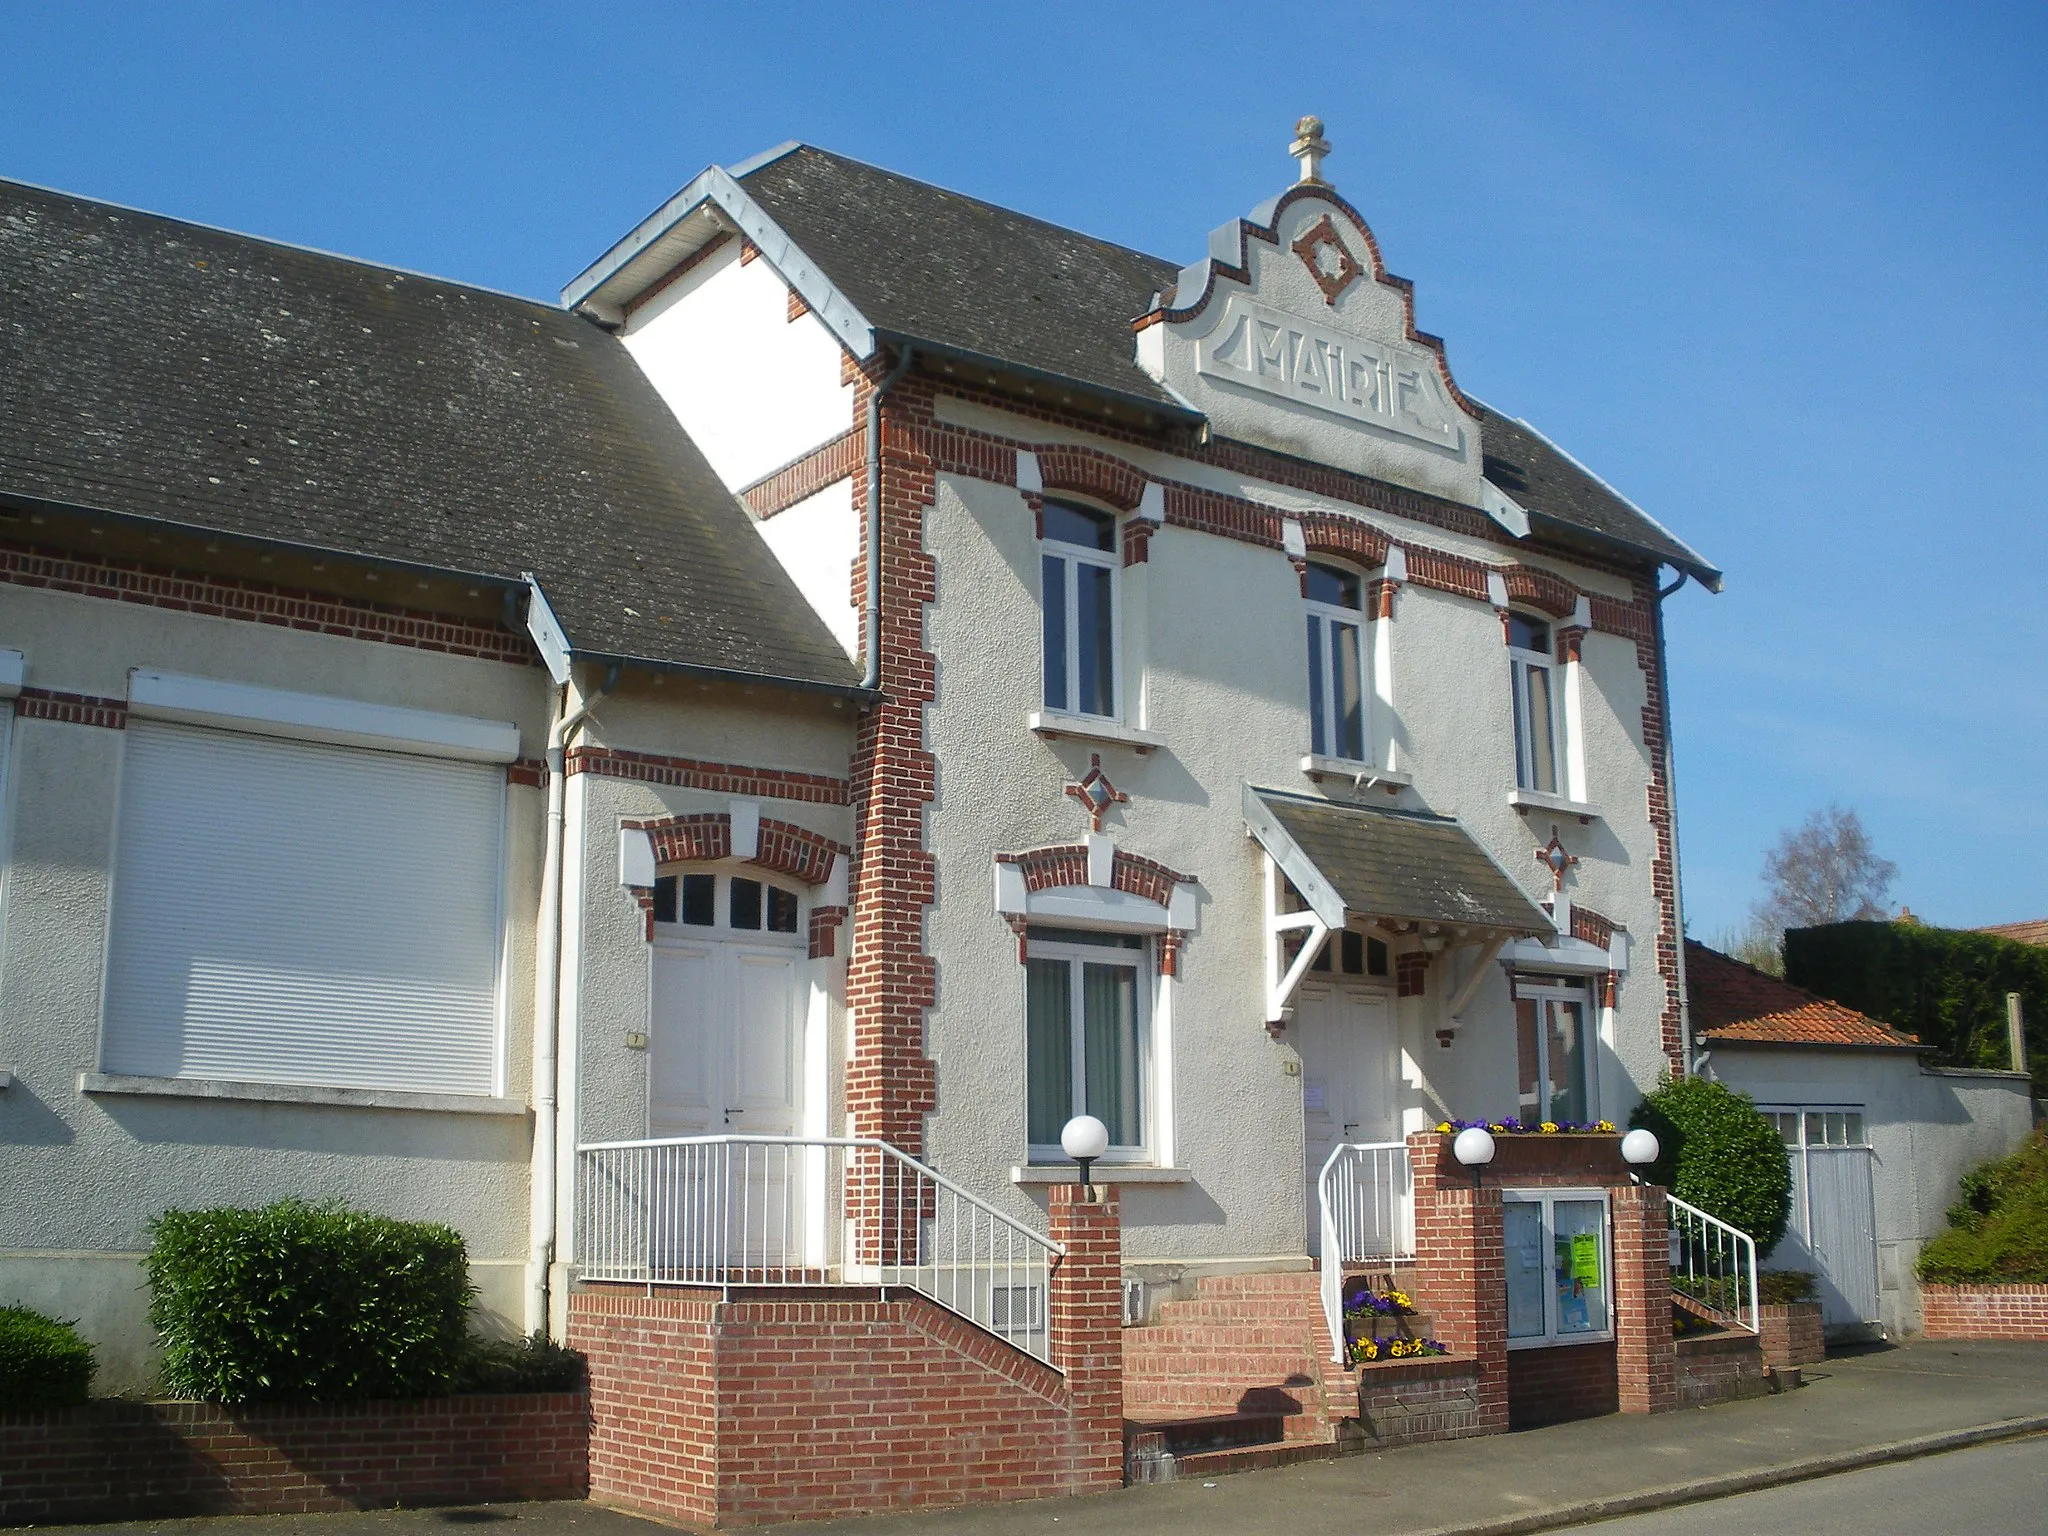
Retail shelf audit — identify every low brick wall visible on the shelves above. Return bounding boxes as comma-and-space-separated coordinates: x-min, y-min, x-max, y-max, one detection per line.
1921, 1284, 2048, 1340
1675, 1331, 1767, 1407
0, 1393, 588, 1525
1505, 1342, 1619, 1428
1757, 1302, 1825, 1371
1336, 1355, 1487, 1446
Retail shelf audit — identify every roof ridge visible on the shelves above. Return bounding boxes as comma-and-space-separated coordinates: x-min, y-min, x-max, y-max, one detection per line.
0, 175, 564, 316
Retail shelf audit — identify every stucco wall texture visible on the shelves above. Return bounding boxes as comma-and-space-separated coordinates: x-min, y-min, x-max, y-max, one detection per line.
920, 457, 1670, 1264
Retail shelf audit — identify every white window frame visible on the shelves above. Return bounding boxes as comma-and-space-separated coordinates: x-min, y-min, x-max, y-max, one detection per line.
1040, 502, 1122, 722
1503, 1187, 1616, 1350
1024, 928, 1153, 1163
1760, 1105, 1869, 1150
1514, 972, 1597, 1123
650, 864, 807, 949
1304, 563, 1371, 765
1507, 613, 1563, 795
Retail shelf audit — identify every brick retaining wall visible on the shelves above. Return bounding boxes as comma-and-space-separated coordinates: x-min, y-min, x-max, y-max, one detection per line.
1674, 1331, 1767, 1407
0, 1393, 587, 1525
1338, 1355, 1488, 1446
1920, 1284, 2048, 1340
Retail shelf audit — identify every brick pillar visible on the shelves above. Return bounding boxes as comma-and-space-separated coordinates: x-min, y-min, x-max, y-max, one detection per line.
1047, 1184, 1124, 1490
1611, 1182, 1676, 1413
1407, 1133, 1508, 1432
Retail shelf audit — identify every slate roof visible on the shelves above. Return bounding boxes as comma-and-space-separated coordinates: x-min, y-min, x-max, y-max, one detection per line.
0, 178, 861, 693
730, 145, 1716, 582
1248, 788, 1552, 935
1978, 920, 2048, 947
1686, 941, 1922, 1051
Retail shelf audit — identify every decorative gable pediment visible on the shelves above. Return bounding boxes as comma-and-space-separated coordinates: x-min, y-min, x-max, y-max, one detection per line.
1134, 177, 1483, 504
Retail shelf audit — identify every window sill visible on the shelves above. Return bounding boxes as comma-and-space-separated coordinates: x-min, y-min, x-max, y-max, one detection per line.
79, 1072, 531, 1117
1508, 788, 1602, 823
1028, 711, 1165, 754
1300, 756, 1412, 792
1010, 1164, 1193, 1186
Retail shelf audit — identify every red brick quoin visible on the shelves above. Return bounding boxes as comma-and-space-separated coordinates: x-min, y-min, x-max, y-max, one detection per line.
569, 1184, 1124, 1529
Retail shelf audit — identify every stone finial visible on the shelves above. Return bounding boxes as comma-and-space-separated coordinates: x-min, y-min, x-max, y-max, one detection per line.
1291, 115, 1331, 185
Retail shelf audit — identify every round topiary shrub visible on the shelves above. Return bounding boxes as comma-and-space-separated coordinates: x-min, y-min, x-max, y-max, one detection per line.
0, 1305, 96, 1411
1629, 1076, 1793, 1257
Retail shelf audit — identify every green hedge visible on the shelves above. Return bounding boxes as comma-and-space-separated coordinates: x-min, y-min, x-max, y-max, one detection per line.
0, 1305, 96, 1411
1918, 1129, 2048, 1285
146, 1200, 470, 1403
1629, 1076, 1793, 1257
453, 1330, 585, 1394
1785, 920, 2048, 1093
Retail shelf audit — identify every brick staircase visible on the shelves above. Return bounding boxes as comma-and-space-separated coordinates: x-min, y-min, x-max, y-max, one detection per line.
1122, 1265, 1435, 1473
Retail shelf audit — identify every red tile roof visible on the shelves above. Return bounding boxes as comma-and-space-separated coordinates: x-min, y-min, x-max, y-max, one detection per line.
1979, 919, 2048, 947
1686, 940, 1921, 1051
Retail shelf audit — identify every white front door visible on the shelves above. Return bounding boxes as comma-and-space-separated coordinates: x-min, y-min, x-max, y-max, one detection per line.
651, 940, 805, 1138
650, 931, 809, 1269
1297, 979, 1397, 1255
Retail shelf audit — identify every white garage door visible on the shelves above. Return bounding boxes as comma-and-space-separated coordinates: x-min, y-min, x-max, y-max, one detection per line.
102, 721, 506, 1096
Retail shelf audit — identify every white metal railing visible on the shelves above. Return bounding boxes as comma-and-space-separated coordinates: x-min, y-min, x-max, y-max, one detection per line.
1667, 1192, 1760, 1334
1317, 1141, 1415, 1361
575, 1135, 1065, 1363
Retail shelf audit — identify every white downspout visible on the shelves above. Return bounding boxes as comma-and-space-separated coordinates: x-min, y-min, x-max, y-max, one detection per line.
526, 671, 608, 1337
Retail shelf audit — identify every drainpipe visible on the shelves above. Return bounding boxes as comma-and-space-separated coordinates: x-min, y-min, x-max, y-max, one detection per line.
1653, 567, 1694, 1077
526, 667, 610, 1337
861, 343, 916, 690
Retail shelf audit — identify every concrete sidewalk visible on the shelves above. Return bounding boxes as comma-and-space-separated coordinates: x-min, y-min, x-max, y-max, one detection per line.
51, 1340, 2048, 1536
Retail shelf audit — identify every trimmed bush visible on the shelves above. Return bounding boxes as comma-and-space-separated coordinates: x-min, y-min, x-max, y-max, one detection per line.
0, 1305, 96, 1410
453, 1330, 585, 1394
1758, 1270, 1817, 1306
1785, 920, 2047, 1094
146, 1200, 470, 1403
1630, 1076, 1794, 1257
1917, 1129, 2048, 1285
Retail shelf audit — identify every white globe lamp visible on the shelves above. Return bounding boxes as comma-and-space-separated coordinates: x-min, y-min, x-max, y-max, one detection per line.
1061, 1114, 1110, 1189
1452, 1125, 1496, 1188
1621, 1127, 1660, 1176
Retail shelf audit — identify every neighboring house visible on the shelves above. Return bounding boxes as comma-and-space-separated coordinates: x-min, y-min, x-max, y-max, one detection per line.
0, 179, 861, 1388
1687, 940, 2032, 1338
1978, 919, 2048, 947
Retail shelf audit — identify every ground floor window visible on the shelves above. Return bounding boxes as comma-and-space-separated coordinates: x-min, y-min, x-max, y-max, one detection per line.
1504, 1189, 1613, 1347
1515, 973, 1593, 1124
102, 720, 505, 1096
1025, 926, 1149, 1156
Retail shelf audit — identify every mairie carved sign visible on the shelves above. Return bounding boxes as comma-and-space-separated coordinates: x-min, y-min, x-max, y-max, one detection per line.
1195, 290, 1465, 454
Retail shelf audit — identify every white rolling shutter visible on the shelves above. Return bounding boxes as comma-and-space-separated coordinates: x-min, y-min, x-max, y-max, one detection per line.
103, 721, 505, 1095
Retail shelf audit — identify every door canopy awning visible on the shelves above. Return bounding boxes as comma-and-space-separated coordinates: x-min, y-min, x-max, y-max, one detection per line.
1243, 785, 1554, 942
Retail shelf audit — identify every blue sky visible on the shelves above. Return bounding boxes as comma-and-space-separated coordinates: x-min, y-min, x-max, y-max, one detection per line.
3, 2, 2041, 936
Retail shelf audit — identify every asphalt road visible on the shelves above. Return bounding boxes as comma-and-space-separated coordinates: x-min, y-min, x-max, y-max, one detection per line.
1560, 1433, 2048, 1534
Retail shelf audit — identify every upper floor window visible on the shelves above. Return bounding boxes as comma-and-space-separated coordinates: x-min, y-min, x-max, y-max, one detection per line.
1042, 501, 1118, 719
652, 869, 803, 940
1305, 562, 1368, 763
1507, 612, 1560, 795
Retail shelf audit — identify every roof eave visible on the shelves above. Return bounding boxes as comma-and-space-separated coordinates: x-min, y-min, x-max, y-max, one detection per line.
1700, 1032, 1926, 1053
1519, 505, 1724, 592
566, 645, 874, 705
873, 329, 1205, 431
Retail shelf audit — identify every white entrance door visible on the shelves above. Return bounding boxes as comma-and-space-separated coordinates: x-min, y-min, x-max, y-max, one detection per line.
1765, 1108, 1881, 1329
1296, 979, 1397, 1256
650, 936, 808, 1267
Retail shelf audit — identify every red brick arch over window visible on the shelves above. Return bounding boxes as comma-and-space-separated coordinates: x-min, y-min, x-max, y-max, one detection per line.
994, 845, 1198, 974
621, 812, 850, 956
1033, 447, 1148, 514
